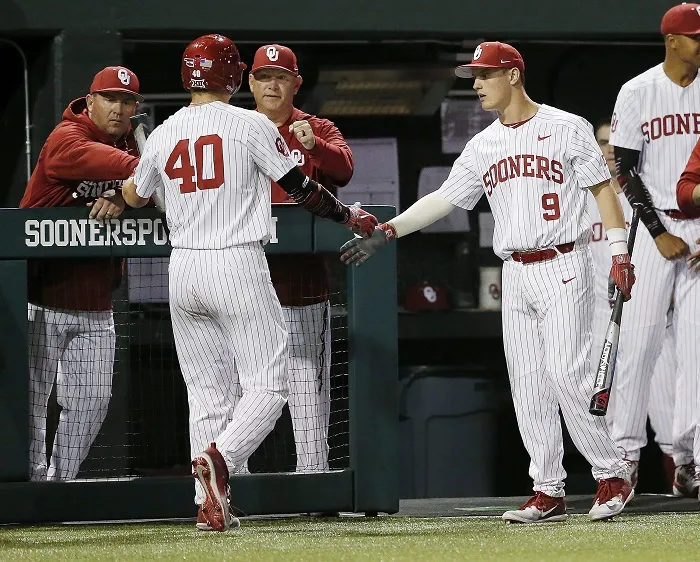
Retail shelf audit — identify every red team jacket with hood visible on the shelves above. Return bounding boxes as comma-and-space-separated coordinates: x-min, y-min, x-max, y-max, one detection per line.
20, 98, 139, 311
268, 107, 354, 306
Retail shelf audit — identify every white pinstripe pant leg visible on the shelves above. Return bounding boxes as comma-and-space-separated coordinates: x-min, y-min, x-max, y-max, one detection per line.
212, 246, 289, 470
27, 304, 66, 481
502, 259, 566, 496
673, 219, 700, 467
47, 311, 115, 480
535, 249, 627, 482
170, 247, 289, 505
648, 310, 676, 457
285, 302, 332, 473
609, 225, 673, 462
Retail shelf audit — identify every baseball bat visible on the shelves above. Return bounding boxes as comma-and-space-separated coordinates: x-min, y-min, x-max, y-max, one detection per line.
129, 113, 166, 212
589, 206, 641, 416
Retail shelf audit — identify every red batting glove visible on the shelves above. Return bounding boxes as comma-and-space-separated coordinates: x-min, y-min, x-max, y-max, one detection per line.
609, 253, 635, 300
344, 205, 378, 238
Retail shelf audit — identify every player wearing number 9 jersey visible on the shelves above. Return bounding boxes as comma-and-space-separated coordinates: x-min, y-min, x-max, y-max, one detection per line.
340, 41, 635, 523
122, 34, 376, 532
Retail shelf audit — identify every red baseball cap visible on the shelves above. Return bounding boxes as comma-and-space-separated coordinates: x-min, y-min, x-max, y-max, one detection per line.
90, 66, 143, 101
251, 44, 299, 75
661, 3, 700, 35
404, 282, 450, 312
455, 42, 525, 79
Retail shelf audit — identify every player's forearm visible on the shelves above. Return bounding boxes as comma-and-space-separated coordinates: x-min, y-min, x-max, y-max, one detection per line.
592, 181, 628, 256
387, 192, 456, 238
592, 181, 626, 230
122, 177, 149, 208
614, 146, 667, 238
276, 166, 349, 223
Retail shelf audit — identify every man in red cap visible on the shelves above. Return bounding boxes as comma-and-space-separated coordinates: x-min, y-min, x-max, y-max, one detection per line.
605, 2, 700, 498
247, 44, 354, 474
341, 40, 636, 523
20, 65, 141, 481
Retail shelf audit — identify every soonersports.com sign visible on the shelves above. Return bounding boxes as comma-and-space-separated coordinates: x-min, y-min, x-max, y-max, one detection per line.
25, 218, 169, 247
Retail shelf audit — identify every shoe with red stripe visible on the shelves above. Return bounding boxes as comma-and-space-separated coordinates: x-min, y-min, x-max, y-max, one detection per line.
192, 443, 234, 532
502, 492, 567, 523
589, 477, 634, 521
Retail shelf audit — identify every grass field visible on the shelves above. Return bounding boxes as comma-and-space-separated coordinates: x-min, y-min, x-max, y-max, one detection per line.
2, 513, 700, 561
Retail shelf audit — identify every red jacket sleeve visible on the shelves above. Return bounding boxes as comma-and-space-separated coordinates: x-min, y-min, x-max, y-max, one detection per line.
44, 123, 139, 181
308, 120, 354, 187
677, 138, 700, 218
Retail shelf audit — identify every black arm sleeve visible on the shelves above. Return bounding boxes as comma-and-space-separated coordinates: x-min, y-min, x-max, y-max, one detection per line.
276, 166, 350, 224
614, 146, 667, 238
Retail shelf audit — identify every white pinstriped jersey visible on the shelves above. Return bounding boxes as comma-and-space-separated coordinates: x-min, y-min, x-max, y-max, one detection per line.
437, 105, 610, 260
586, 190, 632, 300
134, 101, 296, 249
609, 64, 700, 210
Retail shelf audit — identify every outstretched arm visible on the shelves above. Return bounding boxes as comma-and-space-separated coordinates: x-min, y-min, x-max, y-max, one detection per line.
340, 192, 456, 266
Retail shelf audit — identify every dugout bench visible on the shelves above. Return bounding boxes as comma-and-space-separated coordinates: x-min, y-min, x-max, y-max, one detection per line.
0, 205, 398, 524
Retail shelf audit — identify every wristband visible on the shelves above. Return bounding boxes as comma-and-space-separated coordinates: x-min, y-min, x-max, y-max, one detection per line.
379, 222, 398, 240
606, 227, 628, 256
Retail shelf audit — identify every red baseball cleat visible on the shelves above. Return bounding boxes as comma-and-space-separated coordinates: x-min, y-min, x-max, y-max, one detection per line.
589, 477, 634, 521
196, 504, 240, 531
502, 492, 568, 523
192, 442, 234, 532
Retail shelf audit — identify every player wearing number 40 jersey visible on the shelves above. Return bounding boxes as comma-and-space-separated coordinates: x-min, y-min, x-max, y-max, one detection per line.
122, 34, 377, 533
341, 41, 635, 523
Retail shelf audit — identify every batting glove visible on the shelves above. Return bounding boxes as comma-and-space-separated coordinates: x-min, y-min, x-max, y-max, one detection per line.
344, 205, 378, 238
340, 223, 396, 266
609, 253, 635, 301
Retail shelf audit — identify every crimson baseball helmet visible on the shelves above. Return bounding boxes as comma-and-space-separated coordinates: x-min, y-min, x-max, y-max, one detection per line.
181, 34, 247, 94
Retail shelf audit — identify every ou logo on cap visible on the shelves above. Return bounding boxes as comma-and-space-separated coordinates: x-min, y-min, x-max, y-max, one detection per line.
266, 46, 279, 62
117, 68, 131, 85
473, 45, 483, 60
422, 286, 437, 303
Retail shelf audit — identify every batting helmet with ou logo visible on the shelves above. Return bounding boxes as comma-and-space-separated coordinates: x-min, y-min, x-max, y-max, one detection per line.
181, 34, 247, 94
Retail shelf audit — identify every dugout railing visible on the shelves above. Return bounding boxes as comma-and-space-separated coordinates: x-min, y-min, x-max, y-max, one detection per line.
0, 205, 398, 524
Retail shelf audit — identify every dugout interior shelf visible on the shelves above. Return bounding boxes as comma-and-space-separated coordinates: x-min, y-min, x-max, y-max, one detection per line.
398, 309, 502, 340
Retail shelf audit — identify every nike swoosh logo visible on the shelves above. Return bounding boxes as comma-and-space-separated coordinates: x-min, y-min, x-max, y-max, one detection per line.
500, 60, 511, 64
563, 277, 576, 284
538, 135, 551, 141
541, 505, 559, 517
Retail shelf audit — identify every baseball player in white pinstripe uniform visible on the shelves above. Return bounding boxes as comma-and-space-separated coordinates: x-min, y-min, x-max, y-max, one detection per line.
122, 34, 377, 532
341, 41, 635, 523
608, 3, 700, 498
588, 121, 677, 490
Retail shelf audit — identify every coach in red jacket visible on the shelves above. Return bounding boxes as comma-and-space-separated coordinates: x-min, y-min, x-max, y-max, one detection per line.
248, 44, 354, 473
20, 66, 141, 481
